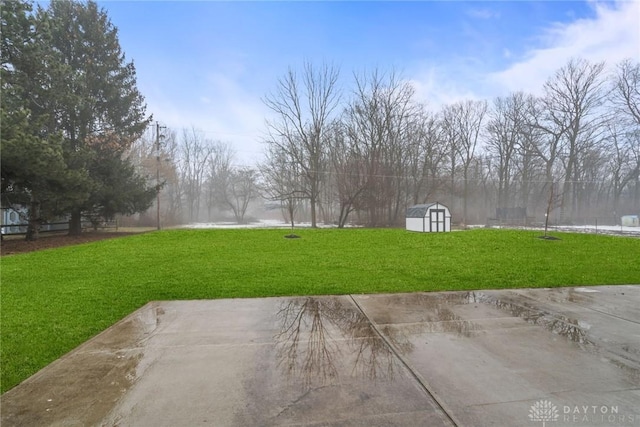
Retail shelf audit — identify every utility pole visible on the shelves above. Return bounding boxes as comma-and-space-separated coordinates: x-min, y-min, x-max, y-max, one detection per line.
156, 122, 166, 230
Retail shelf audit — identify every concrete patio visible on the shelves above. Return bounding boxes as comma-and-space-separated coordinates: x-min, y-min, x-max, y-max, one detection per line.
2, 285, 639, 426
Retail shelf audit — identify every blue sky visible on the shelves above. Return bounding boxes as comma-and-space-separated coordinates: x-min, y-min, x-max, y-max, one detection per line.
93, 1, 639, 164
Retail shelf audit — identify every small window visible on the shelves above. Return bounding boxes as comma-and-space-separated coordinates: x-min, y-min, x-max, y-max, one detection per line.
9, 212, 17, 222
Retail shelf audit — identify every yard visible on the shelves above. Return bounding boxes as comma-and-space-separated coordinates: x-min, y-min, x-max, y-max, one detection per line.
2, 227, 639, 392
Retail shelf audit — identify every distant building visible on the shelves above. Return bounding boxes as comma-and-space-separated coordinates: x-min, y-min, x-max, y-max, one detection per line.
621, 215, 639, 227
1, 206, 27, 235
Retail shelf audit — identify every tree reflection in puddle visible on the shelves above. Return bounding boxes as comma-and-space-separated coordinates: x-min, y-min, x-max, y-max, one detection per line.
273, 292, 606, 388
390, 291, 595, 345
275, 298, 341, 386
274, 297, 402, 387
368, 292, 484, 340
475, 293, 640, 382
475, 293, 594, 346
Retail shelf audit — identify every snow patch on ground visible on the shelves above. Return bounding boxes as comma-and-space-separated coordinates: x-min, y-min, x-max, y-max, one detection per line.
182, 220, 639, 237
182, 220, 360, 229
184, 220, 291, 229
470, 224, 640, 237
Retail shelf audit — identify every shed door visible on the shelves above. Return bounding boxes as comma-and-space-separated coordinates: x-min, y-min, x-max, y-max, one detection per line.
430, 209, 446, 232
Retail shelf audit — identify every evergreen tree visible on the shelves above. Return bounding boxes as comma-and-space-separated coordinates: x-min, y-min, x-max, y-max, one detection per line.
2, 0, 154, 238
42, 0, 153, 234
1, 0, 90, 240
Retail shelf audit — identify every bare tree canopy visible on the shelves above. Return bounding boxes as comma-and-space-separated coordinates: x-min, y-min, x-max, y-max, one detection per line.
612, 59, 640, 125
117, 57, 640, 229
263, 61, 341, 227
542, 58, 607, 218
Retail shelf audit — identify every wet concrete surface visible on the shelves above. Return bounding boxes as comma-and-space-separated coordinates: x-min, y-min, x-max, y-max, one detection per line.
2, 286, 639, 426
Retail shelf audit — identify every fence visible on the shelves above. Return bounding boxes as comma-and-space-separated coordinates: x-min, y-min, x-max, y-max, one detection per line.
0, 220, 118, 236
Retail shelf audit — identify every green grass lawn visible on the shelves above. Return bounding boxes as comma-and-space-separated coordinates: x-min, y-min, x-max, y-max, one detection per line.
2, 227, 639, 392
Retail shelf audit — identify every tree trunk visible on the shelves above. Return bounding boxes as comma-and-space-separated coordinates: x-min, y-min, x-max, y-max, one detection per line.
69, 209, 83, 236
338, 206, 347, 228
635, 176, 640, 211
25, 199, 41, 241
310, 196, 317, 228
288, 200, 295, 229
462, 169, 469, 225
544, 183, 554, 237
309, 168, 321, 228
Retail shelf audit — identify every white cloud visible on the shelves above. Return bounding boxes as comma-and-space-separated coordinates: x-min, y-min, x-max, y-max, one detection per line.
409, 66, 483, 109
466, 8, 501, 20
487, 1, 640, 95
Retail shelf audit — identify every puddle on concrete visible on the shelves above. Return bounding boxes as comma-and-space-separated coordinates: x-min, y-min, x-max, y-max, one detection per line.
88, 303, 165, 350
473, 293, 595, 346
239, 296, 455, 426
360, 291, 598, 348
274, 297, 401, 387
480, 292, 640, 388
356, 292, 486, 339
5, 291, 639, 427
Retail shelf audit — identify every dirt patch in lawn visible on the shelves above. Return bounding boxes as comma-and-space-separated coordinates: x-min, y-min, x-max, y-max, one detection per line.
1, 231, 146, 256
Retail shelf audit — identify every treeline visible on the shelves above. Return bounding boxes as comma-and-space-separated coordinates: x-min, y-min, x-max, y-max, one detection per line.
130, 58, 639, 229
126, 127, 260, 226
1, 0, 154, 239
258, 60, 639, 227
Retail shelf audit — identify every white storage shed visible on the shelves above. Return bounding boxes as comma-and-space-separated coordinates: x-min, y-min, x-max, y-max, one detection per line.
621, 215, 639, 227
406, 202, 452, 232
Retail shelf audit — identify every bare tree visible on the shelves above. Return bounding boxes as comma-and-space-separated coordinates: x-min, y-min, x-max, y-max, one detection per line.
528, 95, 565, 199
542, 58, 606, 220
543, 181, 562, 237
612, 59, 640, 125
603, 119, 640, 216
326, 119, 368, 227
610, 59, 640, 212
204, 142, 234, 221
160, 131, 183, 225
343, 69, 416, 226
260, 142, 306, 228
513, 97, 546, 213
487, 93, 527, 209
263, 61, 341, 227
216, 167, 260, 224
125, 127, 181, 226
442, 99, 487, 224
440, 106, 460, 212
404, 107, 445, 205
484, 92, 547, 217
178, 127, 214, 222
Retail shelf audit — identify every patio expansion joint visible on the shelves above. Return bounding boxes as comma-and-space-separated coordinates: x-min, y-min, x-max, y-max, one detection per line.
348, 294, 462, 427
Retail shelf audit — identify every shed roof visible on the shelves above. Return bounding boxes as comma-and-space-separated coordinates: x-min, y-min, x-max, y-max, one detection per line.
406, 203, 443, 218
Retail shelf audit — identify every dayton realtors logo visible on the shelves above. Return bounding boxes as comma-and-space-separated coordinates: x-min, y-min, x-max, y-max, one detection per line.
529, 399, 638, 425
529, 400, 559, 426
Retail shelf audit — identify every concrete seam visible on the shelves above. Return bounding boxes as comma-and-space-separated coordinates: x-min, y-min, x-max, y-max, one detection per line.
348, 294, 462, 427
